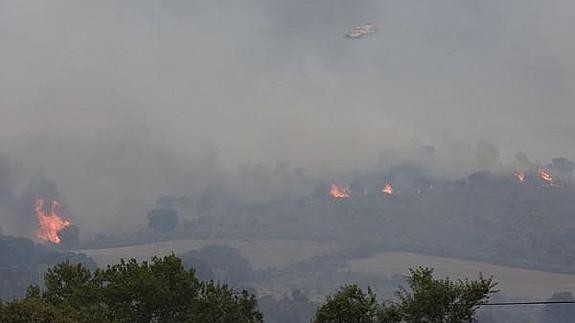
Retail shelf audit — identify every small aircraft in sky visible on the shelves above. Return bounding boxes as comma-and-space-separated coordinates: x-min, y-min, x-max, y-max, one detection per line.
345, 23, 377, 39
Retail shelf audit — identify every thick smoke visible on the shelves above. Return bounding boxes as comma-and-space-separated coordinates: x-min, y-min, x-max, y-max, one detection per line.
0, 153, 67, 237
1, 1, 575, 236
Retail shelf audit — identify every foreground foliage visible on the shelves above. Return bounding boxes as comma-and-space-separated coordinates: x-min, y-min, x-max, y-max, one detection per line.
0, 255, 262, 323
0, 255, 496, 323
314, 284, 379, 323
0, 235, 96, 300
315, 267, 497, 323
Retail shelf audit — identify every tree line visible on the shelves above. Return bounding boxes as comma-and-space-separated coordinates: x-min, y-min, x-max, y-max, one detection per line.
0, 255, 497, 322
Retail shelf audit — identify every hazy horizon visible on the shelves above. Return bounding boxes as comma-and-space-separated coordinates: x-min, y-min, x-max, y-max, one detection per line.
2, 0, 575, 236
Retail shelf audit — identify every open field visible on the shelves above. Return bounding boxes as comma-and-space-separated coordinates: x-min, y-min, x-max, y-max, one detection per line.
80, 238, 340, 269
82, 239, 575, 300
344, 252, 575, 299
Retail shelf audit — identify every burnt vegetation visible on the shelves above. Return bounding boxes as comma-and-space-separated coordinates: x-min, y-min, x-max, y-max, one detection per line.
3, 151, 575, 321
125, 159, 575, 274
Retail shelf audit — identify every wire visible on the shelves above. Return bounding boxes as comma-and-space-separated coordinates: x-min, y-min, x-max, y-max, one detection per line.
483, 301, 575, 306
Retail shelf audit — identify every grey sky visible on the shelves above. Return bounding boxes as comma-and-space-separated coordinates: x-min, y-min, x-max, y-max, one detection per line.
1, 0, 574, 234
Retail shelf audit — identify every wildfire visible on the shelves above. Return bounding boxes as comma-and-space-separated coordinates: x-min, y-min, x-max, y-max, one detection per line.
382, 182, 394, 195
538, 169, 554, 184
514, 171, 526, 183
35, 198, 70, 244
330, 183, 350, 199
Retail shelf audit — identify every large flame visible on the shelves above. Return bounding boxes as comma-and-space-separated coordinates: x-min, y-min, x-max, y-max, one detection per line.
538, 169, 554, 184
382, 182, 394, 195
330, 183, 350, 199
514, 171, 526, 183
35, 198, 71, 244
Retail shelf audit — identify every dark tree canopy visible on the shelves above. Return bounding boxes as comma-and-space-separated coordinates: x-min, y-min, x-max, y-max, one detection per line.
0, 255, 262, 323
315, 284, 379, 323
155, 195, 193, 209
0, 287, 73, 323
381, 267, 497, 322
181, 245, 253, 284
147, 208, 179, 233
548, 158, 575, 172
58, 225, 80, 247
315, 267, 497, 323
0, 235, 96, 300
259, 289, 316, 323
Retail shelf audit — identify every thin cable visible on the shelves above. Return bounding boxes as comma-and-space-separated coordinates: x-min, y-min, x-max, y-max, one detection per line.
484, 300, 575, 306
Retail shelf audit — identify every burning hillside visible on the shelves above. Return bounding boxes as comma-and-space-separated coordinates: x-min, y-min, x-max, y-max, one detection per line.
382, 183, 394, 196
538, 169, 554, 185
514, 171, 525, 183
35, 198, 71, 244
211, 166, 575, 274
329, 183, 350, 199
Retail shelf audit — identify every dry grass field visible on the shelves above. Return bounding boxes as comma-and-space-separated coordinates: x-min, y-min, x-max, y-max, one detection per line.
80, 238, 340, 269
81, 240, 575, 300
344, 252, 575, 299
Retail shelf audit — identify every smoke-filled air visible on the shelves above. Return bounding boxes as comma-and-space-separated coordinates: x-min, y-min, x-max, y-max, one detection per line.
1, 1, 575, 322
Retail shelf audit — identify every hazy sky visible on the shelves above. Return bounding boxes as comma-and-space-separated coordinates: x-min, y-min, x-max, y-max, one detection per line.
1, 0, 574, 234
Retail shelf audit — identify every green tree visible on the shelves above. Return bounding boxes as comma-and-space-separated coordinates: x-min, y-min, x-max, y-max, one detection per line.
0, 286, 73, 323
43, 261, 101, 307
315, 267, 497, 323
190, 281, 263, 322
381, 267, 497, 323
42, 261, 106, 322
314, 285, 379, 323
100, 255, 200, 322
1, 255, 262, 323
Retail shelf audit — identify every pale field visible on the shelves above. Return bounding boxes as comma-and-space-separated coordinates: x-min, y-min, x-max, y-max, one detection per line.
343, 252, 575, 299
80, 238, 340, 269
81, 240, 575, 300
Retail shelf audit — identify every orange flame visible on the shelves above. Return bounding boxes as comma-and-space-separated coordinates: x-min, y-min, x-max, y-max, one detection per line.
538, 169, 553, 184
35, 198, 71, 244
330, 183, 350, 199
382, 182, 394, 195
514, 171, 525, 183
